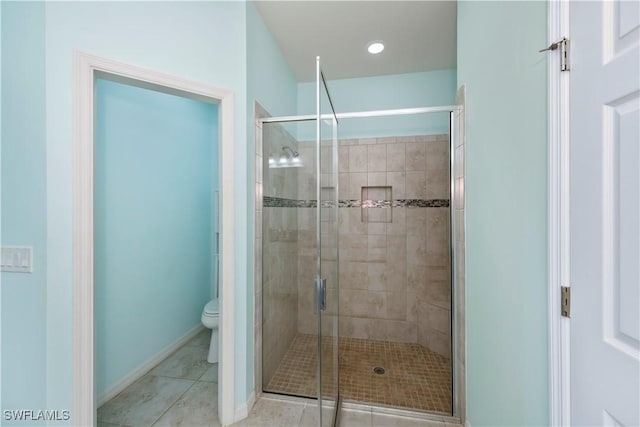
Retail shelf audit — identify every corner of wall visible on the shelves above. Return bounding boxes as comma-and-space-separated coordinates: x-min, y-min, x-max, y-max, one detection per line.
454, 83, 467, 425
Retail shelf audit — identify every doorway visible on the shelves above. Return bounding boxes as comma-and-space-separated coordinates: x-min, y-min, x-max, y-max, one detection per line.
72, 53, 236, 426
93, 77, 219, 424
548, 1, 640, 425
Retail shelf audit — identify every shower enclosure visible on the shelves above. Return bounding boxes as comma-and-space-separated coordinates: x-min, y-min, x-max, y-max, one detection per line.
255, 59, 464, 425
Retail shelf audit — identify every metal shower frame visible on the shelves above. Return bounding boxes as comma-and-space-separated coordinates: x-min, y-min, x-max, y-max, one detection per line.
257, 103, 464, 422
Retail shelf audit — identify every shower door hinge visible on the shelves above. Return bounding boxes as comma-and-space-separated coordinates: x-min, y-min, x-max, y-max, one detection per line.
539, 37, 570, 71
561, 286, 571, 318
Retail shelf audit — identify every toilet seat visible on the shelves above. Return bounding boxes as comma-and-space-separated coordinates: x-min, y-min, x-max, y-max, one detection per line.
203, 298, 219, 316
201, 298, 220, 330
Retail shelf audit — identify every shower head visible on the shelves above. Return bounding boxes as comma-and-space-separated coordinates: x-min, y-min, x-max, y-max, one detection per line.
269, 145, 303, 168
282, 145, 299, 158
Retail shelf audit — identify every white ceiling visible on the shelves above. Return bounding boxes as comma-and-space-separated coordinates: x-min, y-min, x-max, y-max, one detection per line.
253, 1, 457, 82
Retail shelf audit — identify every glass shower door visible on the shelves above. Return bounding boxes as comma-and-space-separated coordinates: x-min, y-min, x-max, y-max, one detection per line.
316, 57, 339, 427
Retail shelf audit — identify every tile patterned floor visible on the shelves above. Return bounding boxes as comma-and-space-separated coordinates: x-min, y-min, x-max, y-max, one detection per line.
98, 331, 454, 426
97, 329, 220, 427
265, 334, 338, 397
265, 334, 452, 415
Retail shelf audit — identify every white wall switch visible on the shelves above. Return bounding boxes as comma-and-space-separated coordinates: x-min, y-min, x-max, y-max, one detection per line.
1, 247, 33, 273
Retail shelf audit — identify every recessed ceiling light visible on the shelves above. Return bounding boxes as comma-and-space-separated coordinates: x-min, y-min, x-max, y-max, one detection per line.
367, 41, 385, 55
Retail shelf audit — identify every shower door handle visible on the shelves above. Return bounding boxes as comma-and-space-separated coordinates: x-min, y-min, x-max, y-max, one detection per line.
316, 277, 327, 311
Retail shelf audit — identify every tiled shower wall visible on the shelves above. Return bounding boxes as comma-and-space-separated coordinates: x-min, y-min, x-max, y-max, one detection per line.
260, 122, 301, 387
296, 135, 452, 358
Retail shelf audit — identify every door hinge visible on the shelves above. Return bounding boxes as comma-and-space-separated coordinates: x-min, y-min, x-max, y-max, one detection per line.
561, 286, 571, 318
539, 37, 570, 72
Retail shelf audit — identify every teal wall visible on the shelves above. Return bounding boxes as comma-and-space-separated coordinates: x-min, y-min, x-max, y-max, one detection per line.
95, 78, 218, 400
1, 1, 552, 423
1, 2, 47, 423
457, 2, 548, 425
41, 1, 249, 416
247, 2, 298, 119
0, 0, 3, 412
246, 1, 298, 397
297, 69, 457, 139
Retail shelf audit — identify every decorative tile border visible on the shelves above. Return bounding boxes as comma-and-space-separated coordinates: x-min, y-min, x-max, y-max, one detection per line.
263, 196, 449, 208
263, 196, 306, 208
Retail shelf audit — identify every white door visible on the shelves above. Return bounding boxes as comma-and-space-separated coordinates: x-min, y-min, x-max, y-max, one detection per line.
570, 1, 640, 425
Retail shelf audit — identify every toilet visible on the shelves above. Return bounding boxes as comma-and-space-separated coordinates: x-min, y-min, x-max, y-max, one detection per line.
201, 298, 219, 363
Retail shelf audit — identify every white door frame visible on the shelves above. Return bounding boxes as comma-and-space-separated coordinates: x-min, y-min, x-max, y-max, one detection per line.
547, 1, 571, 426
72, 52, 236, 426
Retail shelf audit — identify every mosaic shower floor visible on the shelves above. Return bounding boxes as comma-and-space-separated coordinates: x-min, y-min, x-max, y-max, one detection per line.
264, 334, 452, 415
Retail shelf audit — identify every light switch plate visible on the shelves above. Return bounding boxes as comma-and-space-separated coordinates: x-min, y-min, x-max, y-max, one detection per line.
1, 247, 33, 273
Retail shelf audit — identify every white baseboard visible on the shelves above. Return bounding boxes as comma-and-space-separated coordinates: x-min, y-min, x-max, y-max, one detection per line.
248, 391, 257, 412
465, 419, 472, 427
97, 324, 205, 406
234, 391, 256, 423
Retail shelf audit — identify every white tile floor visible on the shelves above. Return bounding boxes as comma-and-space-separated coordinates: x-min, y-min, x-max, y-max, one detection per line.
97, 330, 460, 427
97, 329, 220, 427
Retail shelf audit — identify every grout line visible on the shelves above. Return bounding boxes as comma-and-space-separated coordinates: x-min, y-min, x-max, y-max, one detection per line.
194, 362, 218, 382
149, 371, 208, 382
102, 334, 215, 427
148, 379, 198, 427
